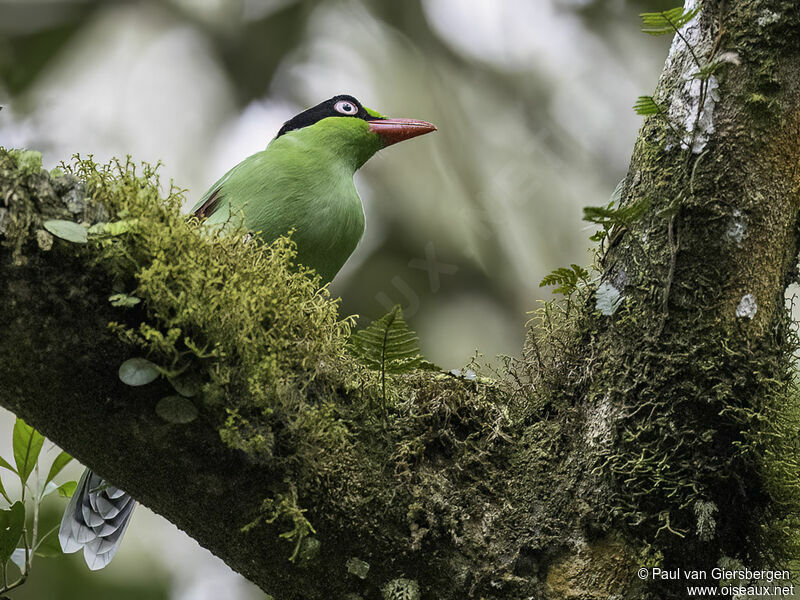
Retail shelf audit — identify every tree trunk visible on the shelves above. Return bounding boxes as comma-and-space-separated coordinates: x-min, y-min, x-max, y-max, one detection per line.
2, 1, 799, 598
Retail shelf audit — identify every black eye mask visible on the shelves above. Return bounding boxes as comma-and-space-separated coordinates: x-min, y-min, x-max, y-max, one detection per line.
276, 94, 384, 138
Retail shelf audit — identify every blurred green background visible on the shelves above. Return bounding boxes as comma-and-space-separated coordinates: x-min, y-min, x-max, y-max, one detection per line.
0, 0, 673, 597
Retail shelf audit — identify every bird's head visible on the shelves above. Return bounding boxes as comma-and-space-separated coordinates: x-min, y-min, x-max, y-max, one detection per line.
272, 94, 436, 169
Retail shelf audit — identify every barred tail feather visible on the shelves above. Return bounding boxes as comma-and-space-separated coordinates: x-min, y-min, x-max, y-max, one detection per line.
58, 468, 137, 570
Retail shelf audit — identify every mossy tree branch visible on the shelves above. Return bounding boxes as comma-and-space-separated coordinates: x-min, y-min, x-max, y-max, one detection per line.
2, 2, 800, 599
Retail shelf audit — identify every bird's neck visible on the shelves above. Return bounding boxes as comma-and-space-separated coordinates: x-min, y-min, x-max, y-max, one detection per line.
269, 127, 379, 173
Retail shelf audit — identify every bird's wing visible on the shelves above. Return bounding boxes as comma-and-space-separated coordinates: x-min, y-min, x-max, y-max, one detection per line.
190, 165, 240, 220
192, 186, 223, 220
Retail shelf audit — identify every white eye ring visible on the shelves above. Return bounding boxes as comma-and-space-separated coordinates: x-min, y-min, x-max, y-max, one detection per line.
334, 100, 358, 115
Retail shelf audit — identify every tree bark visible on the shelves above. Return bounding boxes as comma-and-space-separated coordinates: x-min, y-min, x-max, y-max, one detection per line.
2, 1, 800, 599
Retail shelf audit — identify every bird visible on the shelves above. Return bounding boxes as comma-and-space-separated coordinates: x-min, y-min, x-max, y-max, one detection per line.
59, 94, 436, 569
192, 94, 436, 281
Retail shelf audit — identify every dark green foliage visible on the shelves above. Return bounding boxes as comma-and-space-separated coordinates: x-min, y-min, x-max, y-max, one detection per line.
0, 502, 24, 566
0, 417, 75, 596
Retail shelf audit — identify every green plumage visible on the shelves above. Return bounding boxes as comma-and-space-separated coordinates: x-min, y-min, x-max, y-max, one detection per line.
191, 106, 385, 283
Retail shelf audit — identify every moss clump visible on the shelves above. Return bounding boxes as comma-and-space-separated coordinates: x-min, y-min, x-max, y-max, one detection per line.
0, 154, 367, 558
60, 157, 359, 475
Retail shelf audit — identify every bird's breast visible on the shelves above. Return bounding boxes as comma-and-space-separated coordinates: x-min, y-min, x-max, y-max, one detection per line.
291, 179, 365, 282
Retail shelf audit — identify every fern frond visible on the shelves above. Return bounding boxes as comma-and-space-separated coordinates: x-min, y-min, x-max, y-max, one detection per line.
583, 197, 650, 228
540, 264, 589, 296
640, 4, 702, 35
349, 306, 436, 405
349, 306, 421, 371
634, 95, 661, 116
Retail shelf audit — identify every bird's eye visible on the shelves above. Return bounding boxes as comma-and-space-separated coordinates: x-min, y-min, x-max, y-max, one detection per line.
334, 100, 358, 115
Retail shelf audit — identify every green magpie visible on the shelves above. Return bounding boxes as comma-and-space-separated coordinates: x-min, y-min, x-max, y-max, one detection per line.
193, 94, 436, 281
59, 94, 436, 569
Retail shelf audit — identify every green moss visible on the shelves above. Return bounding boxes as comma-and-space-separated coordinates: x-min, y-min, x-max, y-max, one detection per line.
55, 157, 369, 515
242, 487, 317, 563
13, 150, 42, 176
0, 150, 359, 558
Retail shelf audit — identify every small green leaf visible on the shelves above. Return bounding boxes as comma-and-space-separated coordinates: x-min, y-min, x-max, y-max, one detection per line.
168, 374, 202, 398
0, 455, 17, 475
633, 95, 660, 116
57, 481, 77, 498
589, 230, 607, 243
156, 396, 198, 424
348, 307, 438, 406
13, 418, 45, 485
43, 220, 88, 244
87, 218, 139, 237
118, 358, 160, 386
45, 451, 72, 486
109, 293, 141, 307
0, 501, 25, 565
